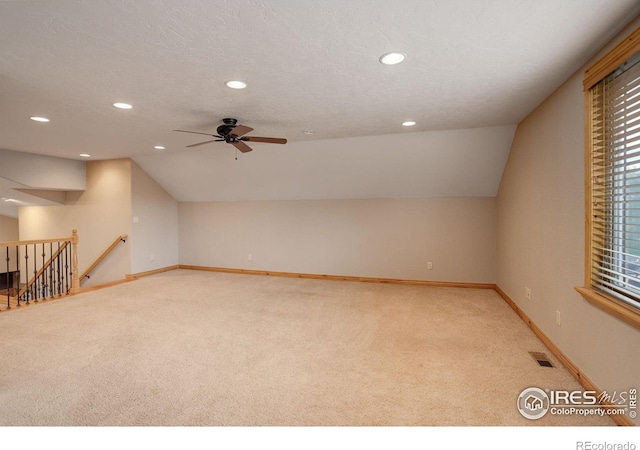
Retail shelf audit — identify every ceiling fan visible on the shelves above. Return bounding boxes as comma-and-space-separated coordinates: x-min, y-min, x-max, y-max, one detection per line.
174, 118, 287, 153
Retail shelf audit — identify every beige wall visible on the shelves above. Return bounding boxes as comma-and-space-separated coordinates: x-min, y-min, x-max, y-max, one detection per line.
131, 162, 179, 274
497, 20, 640, 424
0, 215, 18, 242
179, 198, 497, 283
0, 215, 19, 272
19, 159, 132, 287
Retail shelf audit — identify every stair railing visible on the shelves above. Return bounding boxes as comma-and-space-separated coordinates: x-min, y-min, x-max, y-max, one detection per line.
0, 229, 79, 310
80, 233, 127, 283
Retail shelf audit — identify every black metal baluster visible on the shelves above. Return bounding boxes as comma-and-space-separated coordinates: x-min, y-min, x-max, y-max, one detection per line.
21, 244, 28, 307
42, 243, 47, 300
28, 244, 35, 304
51, 243, 55, 297
42, 243, 47, 299
5, 246, 10, 310
30, 247, 33, 302
56, 241, 62, 297
63, 243, 67, 294
65, 242, 70, 294
15, 245, 19, 299
48, 242, 53, 299
68, 240, 73, 293
36, 243, 44, 302
58, 242, 63, 296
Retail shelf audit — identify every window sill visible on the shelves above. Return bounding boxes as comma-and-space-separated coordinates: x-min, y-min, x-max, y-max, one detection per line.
575, 287, 640, 331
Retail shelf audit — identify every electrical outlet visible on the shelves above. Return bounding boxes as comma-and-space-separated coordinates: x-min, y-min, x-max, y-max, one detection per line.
149, 253, 154, 261
427, 262, 433, 270
525, 287, 532, 300
248, 254, 252, 261
556, 310, 561, 326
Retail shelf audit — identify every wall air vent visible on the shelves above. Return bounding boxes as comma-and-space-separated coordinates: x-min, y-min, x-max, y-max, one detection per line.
529, 351, 555, 368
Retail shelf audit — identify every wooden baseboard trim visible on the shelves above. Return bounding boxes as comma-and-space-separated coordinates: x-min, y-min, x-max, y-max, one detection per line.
495, 285, 634, 426
77, 278, 134, 294
177, 265, 495, 289
125, 265, 179, 280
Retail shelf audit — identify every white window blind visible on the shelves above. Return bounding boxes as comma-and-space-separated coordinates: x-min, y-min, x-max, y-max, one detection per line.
590, 52, 640, 308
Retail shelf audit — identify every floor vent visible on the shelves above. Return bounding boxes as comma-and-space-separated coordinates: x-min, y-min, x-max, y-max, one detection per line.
529, 351, 554, 368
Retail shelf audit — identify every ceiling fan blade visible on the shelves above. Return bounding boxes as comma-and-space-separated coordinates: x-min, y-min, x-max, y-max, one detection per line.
174, 129, 217, 137
232, 140, 253, 153
243, 136, 287, 144
230, 125, 253, 137
186, 139, 218, 148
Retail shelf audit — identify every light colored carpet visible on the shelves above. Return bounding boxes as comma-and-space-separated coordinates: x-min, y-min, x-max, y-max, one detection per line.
0, 269, 614, 426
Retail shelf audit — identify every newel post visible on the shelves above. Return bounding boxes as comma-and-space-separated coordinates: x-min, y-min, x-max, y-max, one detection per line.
70, 229, 80, 293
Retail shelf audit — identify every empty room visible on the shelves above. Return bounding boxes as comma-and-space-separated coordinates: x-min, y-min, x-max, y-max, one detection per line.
1, 0, 640, 440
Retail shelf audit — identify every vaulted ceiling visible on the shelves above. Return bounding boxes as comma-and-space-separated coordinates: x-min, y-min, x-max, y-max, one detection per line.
1, 1, 639, 212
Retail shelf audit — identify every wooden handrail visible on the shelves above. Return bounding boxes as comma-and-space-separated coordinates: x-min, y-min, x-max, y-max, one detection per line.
80, 234, 127, 282
18, 241, 69, 298
0, 236, 72, 247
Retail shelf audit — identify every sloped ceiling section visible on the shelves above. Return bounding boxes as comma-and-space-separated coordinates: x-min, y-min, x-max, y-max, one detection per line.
0, 149, 86, 218
134, 125, 516, 201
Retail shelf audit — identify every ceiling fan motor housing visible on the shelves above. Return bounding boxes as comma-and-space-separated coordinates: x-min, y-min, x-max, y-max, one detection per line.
217, 118, 238, 137
217, 124, 235, 136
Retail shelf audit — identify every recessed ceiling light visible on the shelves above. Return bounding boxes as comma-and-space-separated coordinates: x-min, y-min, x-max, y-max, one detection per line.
113, 102, 132, 109
402, 121, 416, 127
379, 52, 406, 65
303, 130, 315, 135
30, 116, 50, 122
154, 146, 165, 150
79, 153, 91, 158
3, 198, 18, 203
226, 80, 247, 89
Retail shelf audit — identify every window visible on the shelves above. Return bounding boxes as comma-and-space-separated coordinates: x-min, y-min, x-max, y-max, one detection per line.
578, 26, 640, 330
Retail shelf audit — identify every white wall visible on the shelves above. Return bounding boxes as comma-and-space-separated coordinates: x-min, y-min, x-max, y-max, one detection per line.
179, 198, 497, 283
19, 159, 132, 287
0, 215, 18, 242
131, 161, 178, 274
497, 19, 640, 424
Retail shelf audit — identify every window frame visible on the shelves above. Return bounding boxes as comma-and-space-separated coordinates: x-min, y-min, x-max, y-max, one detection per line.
578, 25, 640, 330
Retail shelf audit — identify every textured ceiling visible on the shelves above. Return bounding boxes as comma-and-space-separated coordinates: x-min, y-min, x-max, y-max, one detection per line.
0, 0, 639, 207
